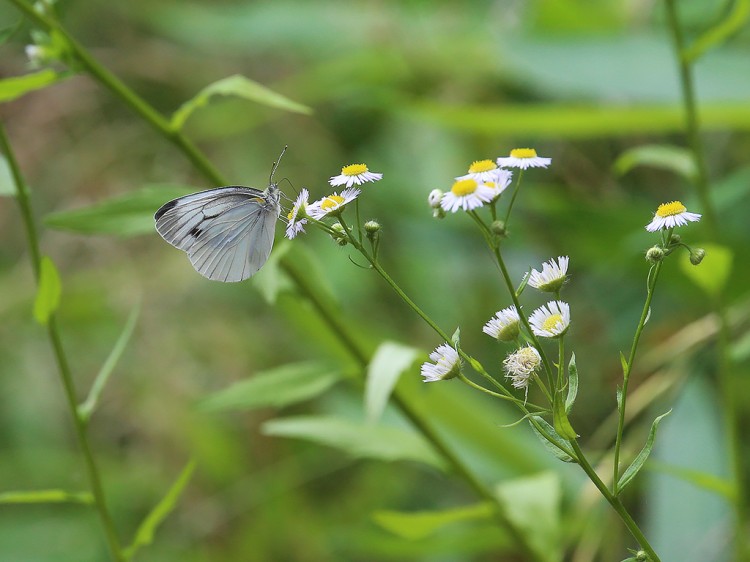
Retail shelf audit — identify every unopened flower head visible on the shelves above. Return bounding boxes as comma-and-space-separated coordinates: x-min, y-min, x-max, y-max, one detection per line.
428, 189, 444, 209
307, 188, 360, 219
456, 159, 506, 184
420, 343, 461, 382
329, 163, 382, 188
645, 201, 701, 232
497, 148, 551, 170
528, 256, 569, 293
440, 178, 496, 213
285, 188, 309, 239
482, 306, 521, 342
529, 300, 570, 338
503, 346, 542, 391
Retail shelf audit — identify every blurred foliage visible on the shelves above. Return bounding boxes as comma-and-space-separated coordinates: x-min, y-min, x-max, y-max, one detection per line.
1, 0, 749, 560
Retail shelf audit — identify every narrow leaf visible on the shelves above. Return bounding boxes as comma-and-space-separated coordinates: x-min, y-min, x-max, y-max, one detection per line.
33, 256, 61, 325
619, 352, 628, 376
199, 362, 343, 413
552, 391, 578, 440
171, 74, 312, 130
516, 269, 531, 296
44, 185, 195, 237
679, 242, 732, 297
684, 0, 750, 62
616, 385, 624, 414
617, 410, 672, 494
614, 144, 696, 181
0, 489, 93, 504
252, 240, 293, 304
0, 155, 15, 197
451, 326, 460, 346
263, 416, 447, 470
565, 353, 578, 414
122, 460, 196, 560
646, 460, 735, 501
372, 503, 493, 540
365, 341, 418, 424
0, 70, 68, 103
529, 416, 576, 463
78, 303, 141, 423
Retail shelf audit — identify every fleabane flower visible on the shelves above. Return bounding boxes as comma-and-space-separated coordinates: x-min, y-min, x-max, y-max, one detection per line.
497, 148, 551, 170
307, 188, 360, 219
329, 163, 382, 188
481, 168, 513, 200
645, 201, 701, 232
528, 256, 569, 293
285, 188, 309, 239
503, 346, 542, 392
440, 178, 496, 213
456, 159, 505, 184
482, 306, 521, 342
529, 301, 570, 338
420, 343, 461, 382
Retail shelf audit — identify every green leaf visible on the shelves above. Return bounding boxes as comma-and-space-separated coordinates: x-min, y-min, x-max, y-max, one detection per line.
684, 0, 750, 62
252, 240, 293, 304
679, 242, 733, 297
0, 20, 22, 46
495, 472, 562, 562
171, 74, 312, 130
199, 362, 343, 413
33, 256, 61, 325
262, 415, 447, 470
372, 503, 493, 540
516, 268, 531, 296
0, 155, 15, 197
552, 390, 577, 440
44, 185, 195, 237
616, 384, 624, 414
646, 460, 735, 501
0, 70, 68, 103
529, 416, 576, 463
450, 326, 460, 346
122, 460, 196, 560
365, 341, 419, 424
619, 352, 628, 376
617, 410, 672, 494
565, 352, 578, 414
78, 304, 141, 423
0, 489, 93, 504
613, 144, 697, 181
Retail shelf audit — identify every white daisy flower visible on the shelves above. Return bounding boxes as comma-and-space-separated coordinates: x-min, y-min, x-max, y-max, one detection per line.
528, 256, 569, 293
456, 159, 506, 184
307, 188, 360, 219
329, 163, 382, 188
482, 306, 521, 342
285, 188, 309, 239
497, 148, 551, 170
529, 301, 570, 338
481, 168, 513, 200
645, 201, 702, 232
420, 343, 461, 382
503, 346, 542, 391
440, 178, 496, 213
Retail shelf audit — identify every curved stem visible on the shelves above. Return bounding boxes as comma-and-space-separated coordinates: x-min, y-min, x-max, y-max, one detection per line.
503, 169, 525, 227
0, 123, 124, 561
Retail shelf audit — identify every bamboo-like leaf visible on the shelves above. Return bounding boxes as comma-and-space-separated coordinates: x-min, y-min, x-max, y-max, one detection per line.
372, 503, 493, 540
565, 353, 578, 414
122, 460, 196, 560
171, 74, 312, 130
684, 0, 750, 63
33, 256, 61, 325
614, 144, 696, 180
616, 410, 672, 494
78, 303, 141, 423
365, 341, 418, 424
552, 391, 577, 440
0, 489, 93, 504
646, 460, 735, 501
0, 70, 68, 103
529, 416, 576, 463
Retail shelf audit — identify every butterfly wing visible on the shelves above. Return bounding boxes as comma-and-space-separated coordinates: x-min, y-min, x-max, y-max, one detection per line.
154, 186, 279, 282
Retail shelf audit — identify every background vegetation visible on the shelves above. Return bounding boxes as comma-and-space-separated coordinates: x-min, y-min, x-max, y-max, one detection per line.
1, 0, 749, 560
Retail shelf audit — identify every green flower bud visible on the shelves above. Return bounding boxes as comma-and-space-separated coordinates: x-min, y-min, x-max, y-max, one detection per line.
690, 248, 705, 265
490, 220, 507, 237
645, 246, 664, 263
364, 220, 381, 234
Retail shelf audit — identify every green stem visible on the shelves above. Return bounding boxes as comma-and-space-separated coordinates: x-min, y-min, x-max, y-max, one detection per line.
0, 124, 124, 561
613, 262, 662, 492
502, 169, 524, 227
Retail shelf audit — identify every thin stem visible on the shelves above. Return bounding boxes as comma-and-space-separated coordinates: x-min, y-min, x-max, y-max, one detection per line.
503, 169, 524, 227
0, 123, 124, 561
613, 262, 662, 492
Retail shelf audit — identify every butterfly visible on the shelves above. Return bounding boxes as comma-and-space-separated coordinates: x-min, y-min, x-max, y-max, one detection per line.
154, 148, 285, 282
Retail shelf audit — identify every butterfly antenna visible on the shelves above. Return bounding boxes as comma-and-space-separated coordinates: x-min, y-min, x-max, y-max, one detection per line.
270, 145, 288, 184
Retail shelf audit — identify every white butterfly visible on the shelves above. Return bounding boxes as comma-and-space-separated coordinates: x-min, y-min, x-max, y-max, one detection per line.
154, 150, 285, 283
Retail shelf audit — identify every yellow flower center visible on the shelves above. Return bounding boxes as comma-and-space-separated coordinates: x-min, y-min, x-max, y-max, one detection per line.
655, 200, 687, 217
320, 195, 345, 211
342, 163, 368, 176
468, 159, 497, 173
287, 210, 294, 220
451, 179, 479, 197
510, 148, 538, 159
542, 314, 563, 332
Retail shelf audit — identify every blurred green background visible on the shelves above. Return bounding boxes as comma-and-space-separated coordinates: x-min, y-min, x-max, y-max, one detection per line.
1, 0, 749, 560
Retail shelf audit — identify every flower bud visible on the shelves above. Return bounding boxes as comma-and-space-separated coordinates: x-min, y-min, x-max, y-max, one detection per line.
689, 248, 705, 265
490, 220, 507, 237
336, 237, 348, 246
364, 220, 381, 234
330, 223, 346, 241
645, 246, 664, 263
669, 233, 681, 245
428, 189, 443, 209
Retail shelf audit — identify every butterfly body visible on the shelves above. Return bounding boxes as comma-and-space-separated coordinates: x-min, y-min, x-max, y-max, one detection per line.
154, 183, 281, 282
